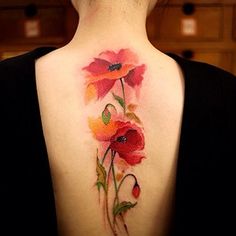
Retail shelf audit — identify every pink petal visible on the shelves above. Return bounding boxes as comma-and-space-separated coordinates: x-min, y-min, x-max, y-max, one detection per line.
92, 79, 116, 99
83, 58, 110, 75
124, 64, 146, 87
117, 49, 139, 65
119, 152, 145, 166
99, 50, 118, 64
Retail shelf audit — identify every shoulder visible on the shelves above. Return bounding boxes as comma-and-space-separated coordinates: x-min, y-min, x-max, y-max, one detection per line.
0, 47, 56, 98
0, 51, 35, 113
0, 47, 56, 121
0, 47, 56, 80
185, 59, 236, 107
168, 53, 235, 84
0, 52, 31, 94
168, 54, 236, 108
187, 58, 236, 89
191, 60, 236, 104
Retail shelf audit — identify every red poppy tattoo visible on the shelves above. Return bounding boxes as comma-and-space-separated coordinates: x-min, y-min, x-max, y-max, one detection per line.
84, 48, 146, 235
83, 49, 146, 104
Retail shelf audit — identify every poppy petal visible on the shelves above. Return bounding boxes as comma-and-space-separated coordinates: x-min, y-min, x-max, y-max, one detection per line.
86, 64, 135, 83
88, 117, 119, 141
119, 152, 145, 166
117, 49, 139, 65
110, 129, 144, 153
92, 79, 116, 99
99, 50, 118, 64
83, 58, 110, 75
125, 129, 144, 149
124, 64, 146, 87
85, 83, 97, 103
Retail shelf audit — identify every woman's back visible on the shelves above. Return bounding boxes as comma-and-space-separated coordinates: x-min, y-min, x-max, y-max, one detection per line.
35, 42, 184, 236
1, 1, 236, 235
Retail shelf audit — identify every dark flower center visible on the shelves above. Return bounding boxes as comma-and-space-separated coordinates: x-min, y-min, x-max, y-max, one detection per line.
116, 136, 127, 143
108, 63, 122, 71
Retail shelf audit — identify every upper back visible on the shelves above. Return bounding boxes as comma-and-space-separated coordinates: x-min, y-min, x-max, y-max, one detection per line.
35, 45, 185, 236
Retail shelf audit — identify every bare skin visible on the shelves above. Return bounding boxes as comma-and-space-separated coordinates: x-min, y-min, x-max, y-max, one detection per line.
35, 0, 185, 235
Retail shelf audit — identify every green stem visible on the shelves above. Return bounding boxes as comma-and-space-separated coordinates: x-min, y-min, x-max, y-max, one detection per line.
117, 174, 137, 194
112, 174, 137, 210
105, 103, 117, 112
105, 192, 117, 236
112, 173, 135, 236
110, 152, 129, 235
120, 78, 126, 114
111, 151, 119, 200
105, 153, 118, 236
102, 146, 111, 164
111, 151, 119, 226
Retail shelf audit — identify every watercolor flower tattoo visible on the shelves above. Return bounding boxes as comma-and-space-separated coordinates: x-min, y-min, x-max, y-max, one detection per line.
83, 49, 146, 235
84, 48, 146, 103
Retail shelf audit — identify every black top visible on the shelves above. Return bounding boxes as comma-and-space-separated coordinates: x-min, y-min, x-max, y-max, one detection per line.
0, 47, 235, 236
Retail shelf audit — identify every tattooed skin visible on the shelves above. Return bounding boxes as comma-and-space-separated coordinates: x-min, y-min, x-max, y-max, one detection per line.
83, 49, 146, 235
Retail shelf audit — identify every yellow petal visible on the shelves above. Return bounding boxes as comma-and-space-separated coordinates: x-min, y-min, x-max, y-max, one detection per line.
85, 84, 97, 103
88, 117, 118, 141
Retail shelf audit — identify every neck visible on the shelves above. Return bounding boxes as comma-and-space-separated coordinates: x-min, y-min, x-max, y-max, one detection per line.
68, 1, 151, 49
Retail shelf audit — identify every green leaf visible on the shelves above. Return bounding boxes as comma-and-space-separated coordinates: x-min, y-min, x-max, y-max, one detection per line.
102, 108, 111, 125
125, 112, 142, 124
96, 157, 107, 192
113, 201, 137, 216
112, 93, 125, 109
127, 103, 138, 112
96, 182, 103, 191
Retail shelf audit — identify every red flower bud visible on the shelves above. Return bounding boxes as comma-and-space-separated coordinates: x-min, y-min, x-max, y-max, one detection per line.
132, 182, 140, 199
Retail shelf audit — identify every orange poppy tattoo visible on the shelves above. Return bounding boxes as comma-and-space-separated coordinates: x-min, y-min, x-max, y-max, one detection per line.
83, 49, 146, 235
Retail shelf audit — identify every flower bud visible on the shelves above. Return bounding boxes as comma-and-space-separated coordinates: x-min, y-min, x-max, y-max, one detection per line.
132, 182, 140, 198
